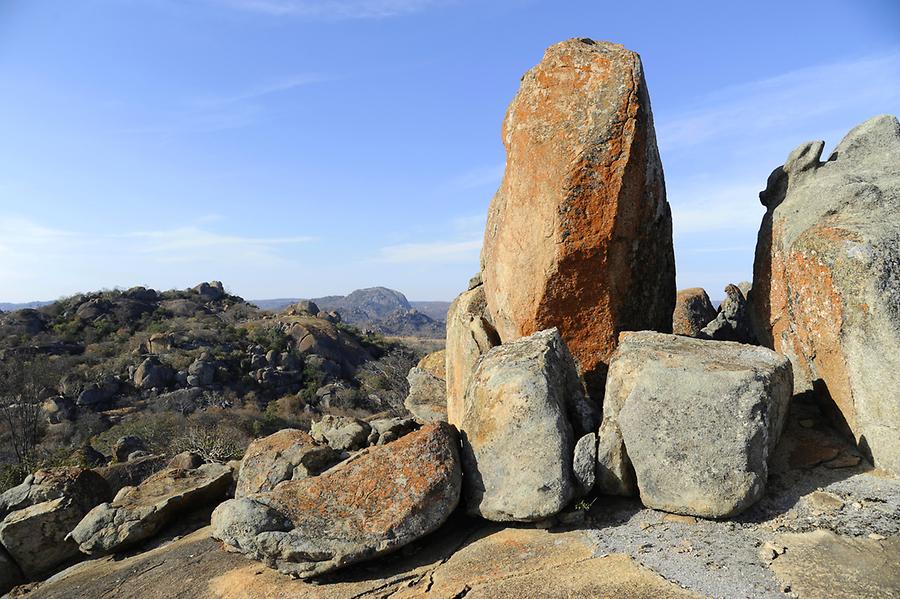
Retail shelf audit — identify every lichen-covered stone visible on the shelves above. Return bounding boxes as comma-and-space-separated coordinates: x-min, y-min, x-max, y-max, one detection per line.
211, 423, 461, 579
672, 288, 717, 337
70, 464, 232, 555
0, 468, 110, 577
598, 332, 792, 518
480, 38, 675, 397
459, 329, 581, 522
236, 430, 338, 498
445, 284, 499, 426
751, 114, 900, 474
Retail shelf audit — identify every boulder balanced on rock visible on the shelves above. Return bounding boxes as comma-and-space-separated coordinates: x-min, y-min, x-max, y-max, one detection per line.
480, 38, 675, 397
211, 422, 461, 579
459, 329, 585, 522
751, 114, 900, 475
597, 332, 792, 518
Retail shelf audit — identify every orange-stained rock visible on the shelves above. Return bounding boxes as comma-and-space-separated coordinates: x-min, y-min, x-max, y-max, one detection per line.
416, 349, 445, 380
236, 429, 338, 498
211, 423, 461, 579
480, 38, 675, 397
750, 115, 900, 474
672, 288, 717, 337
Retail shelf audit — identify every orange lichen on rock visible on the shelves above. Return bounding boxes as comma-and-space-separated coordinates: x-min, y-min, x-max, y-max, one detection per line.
480, 39, 675, 397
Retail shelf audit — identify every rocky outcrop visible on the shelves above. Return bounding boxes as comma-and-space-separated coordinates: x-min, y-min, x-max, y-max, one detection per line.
235, 430, 338, 498
309, 415, 371, 451
459, 329, 581, 522
404, 366, 446, 423
211, 423, 461, 579
597, 332, 792, 517
444, 282, 499, 426
69, 464, 233, 556
672, 288, 717, 337
700, 284, 755, 343
133, 357, 174, 391
751, 115, 900, 474
480, 38, 675, 397
0, 469, 110, 578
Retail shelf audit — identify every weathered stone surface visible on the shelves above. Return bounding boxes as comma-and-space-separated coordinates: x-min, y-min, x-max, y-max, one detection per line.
573, 432, 597, 496
444, 284, 499, 427
236, 430, 338, 498
672, 288, 717, 337
480, 38, 675, 397
750, 115, 900, 474
0, 469, 110, 577
416, 349, 445, 380
771, 530, 900, 599
211, 423, 461, 579
700, 284, 754, 343
9, 523, 700, 599
69, 464, 232, 556
308, 415, 371, 451
404, 367, 447, 423
459, 329, 579, 522
598, 332, 792, 517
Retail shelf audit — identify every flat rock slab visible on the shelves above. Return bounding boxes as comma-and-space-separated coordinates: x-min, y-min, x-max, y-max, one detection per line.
211, 422, 461, 579
70, 464, 233, 555
10, 523, 699, 599
771, 530, 900, 598
598, 331, 792, 518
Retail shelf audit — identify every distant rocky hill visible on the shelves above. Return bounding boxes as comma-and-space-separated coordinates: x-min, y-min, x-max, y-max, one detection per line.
0, 301, 52, 312
253, 287, 447, 338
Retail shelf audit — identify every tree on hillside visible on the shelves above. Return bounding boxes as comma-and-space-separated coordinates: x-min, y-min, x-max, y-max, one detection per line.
0, 356, 58, 465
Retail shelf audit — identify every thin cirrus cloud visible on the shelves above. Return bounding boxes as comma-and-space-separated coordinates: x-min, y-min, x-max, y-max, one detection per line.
657, 50, 900, 152
0, 217, 316, 300
214, 0, 449, 19
375, 239, 481, 263
661, 50, 900, 243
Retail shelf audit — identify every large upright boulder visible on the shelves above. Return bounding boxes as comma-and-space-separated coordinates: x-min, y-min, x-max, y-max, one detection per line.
459, 329, 582, 522
480, 38, 675, 396
444, 282, 499, 426
597, 332, 792, 518
211, 423, 461, 579
750, 115, 900, 474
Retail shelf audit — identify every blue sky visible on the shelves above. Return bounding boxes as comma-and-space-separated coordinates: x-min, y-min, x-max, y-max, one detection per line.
0, 0, 898, 303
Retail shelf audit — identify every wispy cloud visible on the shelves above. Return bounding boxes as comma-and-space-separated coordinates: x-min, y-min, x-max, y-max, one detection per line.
191, 74, 329, 107
121, 73, 329, 137
214, 0, 448, 19
657, 51, 900, 152
375, 239, 480, 263
447, 163, 504, 191
0, 217, 317, 300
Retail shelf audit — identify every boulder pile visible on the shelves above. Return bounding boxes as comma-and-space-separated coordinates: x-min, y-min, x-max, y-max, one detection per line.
3, 40, 897, 597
